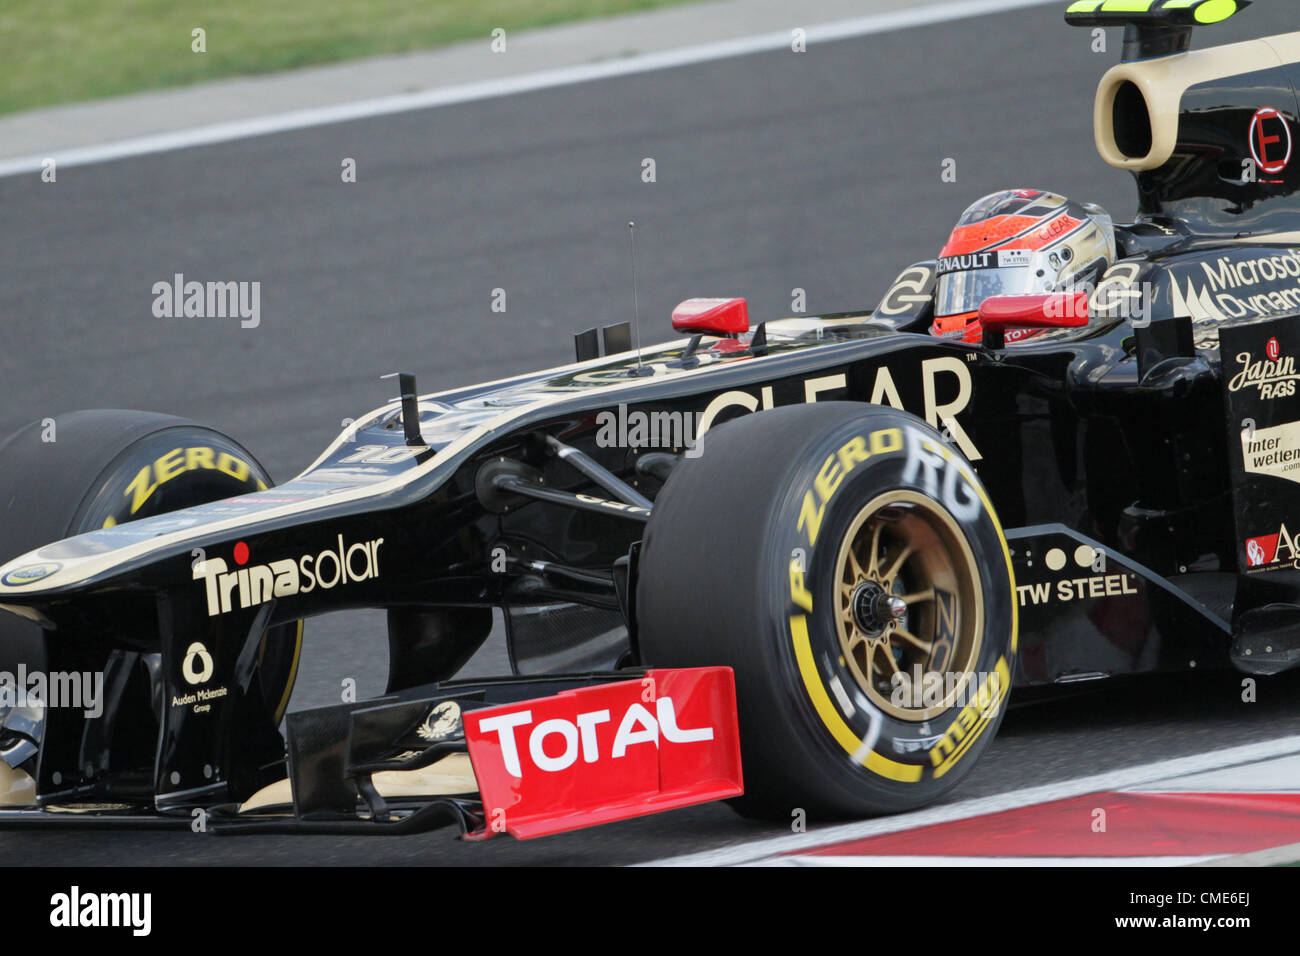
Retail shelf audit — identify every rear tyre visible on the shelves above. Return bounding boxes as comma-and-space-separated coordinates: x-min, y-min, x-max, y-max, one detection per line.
0, 410, 302, 722
637, 402, 1016, 819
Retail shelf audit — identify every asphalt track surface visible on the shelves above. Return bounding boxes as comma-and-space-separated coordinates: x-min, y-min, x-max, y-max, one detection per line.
2, 3, 1300, 865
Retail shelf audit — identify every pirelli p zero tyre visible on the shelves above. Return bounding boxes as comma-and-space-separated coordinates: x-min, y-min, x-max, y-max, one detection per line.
637, 402, 1017, 819
0, 410, 302, 723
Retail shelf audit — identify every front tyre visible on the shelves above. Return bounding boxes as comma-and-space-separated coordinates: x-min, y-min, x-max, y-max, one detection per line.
636, 402, 1016, 819
0, 410, 302, 723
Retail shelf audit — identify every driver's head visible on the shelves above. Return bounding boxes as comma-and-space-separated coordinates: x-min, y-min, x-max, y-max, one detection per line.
930, 189, 1117, 344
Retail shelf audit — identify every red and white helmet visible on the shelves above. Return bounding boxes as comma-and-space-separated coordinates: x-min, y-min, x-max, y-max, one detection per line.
930, 189, 1117, 344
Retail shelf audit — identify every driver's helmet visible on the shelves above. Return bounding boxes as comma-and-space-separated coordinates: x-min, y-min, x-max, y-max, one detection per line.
930, 189, 1117, 344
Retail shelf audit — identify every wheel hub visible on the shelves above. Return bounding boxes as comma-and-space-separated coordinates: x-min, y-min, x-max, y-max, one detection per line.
850, 581, 907, 638
834, 491, 984, 722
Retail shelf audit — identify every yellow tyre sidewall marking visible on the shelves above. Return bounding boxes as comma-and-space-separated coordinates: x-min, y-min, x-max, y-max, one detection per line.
123, 445, 266, 517
790, 613, 921, 782
930, 656, 1010, 779
787, 425, 1018, 782
115, 442, 299, 722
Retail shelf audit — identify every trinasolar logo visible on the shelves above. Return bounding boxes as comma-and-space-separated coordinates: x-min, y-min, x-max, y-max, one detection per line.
194, 534, 384, 616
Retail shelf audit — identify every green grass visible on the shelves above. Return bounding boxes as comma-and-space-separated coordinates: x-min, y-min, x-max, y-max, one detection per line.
1, 0, 704, 116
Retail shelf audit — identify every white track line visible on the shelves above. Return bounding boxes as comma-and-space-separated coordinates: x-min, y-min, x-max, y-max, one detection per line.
1194, 841, 1300, 867
767, 855, 1226, 867
643, 734, 1300, 866
0, 0, 1055, 179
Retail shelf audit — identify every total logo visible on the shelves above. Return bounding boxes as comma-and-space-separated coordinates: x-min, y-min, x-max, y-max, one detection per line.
1016, 543, 1137, 606
1244, 522, 1300, 570
475, 697, 714, 777
194, 533, 384, 616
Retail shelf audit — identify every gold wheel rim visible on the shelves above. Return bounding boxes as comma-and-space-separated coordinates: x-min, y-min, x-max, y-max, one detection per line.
833, 490, 983, 721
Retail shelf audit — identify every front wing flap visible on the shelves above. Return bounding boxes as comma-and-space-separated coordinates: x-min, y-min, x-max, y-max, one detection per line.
0, 667, 743, 840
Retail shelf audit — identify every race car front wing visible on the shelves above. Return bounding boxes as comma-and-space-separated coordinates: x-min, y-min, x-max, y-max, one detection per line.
0, 667, 743, 840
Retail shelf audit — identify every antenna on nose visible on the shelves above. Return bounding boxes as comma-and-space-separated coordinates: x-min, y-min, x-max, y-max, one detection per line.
380, 371, 425, 447
627, 221, 653, 377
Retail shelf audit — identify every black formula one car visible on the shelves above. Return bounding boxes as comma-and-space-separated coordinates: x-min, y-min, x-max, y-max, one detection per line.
1, 0, 1298, 839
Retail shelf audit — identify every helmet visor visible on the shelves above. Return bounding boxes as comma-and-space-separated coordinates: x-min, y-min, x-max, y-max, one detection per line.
935, 266, 1044, 318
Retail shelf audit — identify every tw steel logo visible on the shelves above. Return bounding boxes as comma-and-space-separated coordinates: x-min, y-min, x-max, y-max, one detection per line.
193, 534, 384, 616
475, 697, 714, 777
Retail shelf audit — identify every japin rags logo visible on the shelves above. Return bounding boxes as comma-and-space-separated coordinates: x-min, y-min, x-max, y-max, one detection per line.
1229, 341, 1299, 399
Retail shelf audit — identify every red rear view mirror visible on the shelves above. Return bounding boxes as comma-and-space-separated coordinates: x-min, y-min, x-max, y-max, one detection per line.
671, 297, 749, 336
979, 292, 1089, 348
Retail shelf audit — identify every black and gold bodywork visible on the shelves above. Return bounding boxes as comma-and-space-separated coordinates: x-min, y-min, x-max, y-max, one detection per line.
0, 0, 1298, 833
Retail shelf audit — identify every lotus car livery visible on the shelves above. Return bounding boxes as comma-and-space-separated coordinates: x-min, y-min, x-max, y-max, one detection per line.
0, 0, 1298, 840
